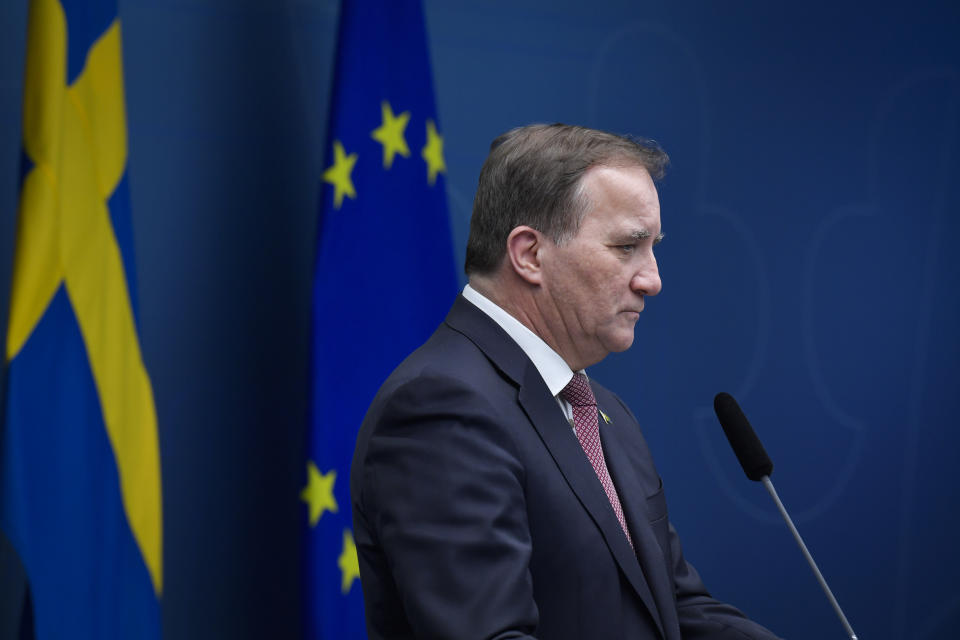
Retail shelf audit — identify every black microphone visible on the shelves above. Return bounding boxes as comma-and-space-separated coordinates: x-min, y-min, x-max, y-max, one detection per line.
714, 392, 773, 481
713, 392, 858, 640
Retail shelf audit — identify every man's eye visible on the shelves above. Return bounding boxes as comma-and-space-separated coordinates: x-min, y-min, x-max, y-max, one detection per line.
618, 245, 636, 253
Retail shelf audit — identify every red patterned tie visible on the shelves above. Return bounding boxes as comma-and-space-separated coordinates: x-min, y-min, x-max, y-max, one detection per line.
561, 373, 634, 548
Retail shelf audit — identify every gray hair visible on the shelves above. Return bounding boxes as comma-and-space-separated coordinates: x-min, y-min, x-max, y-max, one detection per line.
464, 123, 669, 276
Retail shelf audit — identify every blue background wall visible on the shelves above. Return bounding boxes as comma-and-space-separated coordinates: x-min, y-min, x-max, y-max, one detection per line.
1, 0, 958, 638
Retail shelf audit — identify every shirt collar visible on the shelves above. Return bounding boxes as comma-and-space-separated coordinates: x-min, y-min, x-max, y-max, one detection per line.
462, 284, 578, 397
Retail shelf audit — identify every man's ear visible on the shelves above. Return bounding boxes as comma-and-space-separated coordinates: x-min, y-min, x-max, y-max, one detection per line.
505, 225, 544, 285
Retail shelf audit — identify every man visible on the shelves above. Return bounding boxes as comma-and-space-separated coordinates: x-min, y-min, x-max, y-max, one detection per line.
351, 124, 780, 639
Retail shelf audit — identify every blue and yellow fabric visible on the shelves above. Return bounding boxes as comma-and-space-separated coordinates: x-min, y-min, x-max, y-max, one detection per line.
0, 0, 162, 638
302, 0, 458, 637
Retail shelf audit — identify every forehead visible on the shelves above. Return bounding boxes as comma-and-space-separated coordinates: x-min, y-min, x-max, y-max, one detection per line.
578, 164, 661, 229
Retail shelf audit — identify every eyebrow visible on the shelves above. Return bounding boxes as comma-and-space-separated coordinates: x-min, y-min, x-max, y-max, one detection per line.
630, 229, 666, 244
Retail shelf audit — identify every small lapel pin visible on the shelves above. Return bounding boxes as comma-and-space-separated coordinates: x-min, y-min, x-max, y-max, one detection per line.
599, 409, 612, 425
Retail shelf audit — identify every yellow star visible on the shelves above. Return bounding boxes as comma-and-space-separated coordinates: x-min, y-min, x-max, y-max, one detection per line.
338, 529, 360, 593
322, 140, 358, 209
300, 461, 338, 527
371, 101, 411, 169
421, 119, 446, 186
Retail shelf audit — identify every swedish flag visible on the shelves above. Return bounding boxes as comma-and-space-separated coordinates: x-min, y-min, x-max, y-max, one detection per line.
302, 0, 458, 637
1, 0, 162, 638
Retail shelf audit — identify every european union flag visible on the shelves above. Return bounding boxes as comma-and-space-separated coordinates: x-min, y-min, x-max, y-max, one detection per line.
1, 0, 163, 638
302, 0, 458, 637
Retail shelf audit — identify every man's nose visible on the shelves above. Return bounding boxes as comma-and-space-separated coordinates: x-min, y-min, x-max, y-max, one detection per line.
631, 257, 661, 296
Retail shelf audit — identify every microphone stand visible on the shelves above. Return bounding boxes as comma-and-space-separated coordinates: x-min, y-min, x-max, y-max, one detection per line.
761, 475, 858, 640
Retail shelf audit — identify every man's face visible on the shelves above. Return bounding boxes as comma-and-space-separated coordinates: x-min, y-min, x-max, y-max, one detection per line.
539, 164, 662, 369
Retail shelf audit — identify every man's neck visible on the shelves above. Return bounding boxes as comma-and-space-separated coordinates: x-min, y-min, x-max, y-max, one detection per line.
467, 275, 593, 371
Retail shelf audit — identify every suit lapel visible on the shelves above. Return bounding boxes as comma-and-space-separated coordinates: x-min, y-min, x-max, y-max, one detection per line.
598, 401, 679, 639
446, 296, 666, 638
517, 368, 666, 639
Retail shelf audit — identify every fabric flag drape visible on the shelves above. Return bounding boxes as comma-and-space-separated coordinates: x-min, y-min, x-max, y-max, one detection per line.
0, 0, 163, 638
303, 0, 458, 637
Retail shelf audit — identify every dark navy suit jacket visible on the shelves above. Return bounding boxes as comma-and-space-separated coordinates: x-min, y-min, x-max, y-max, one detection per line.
351, 296, 780, 640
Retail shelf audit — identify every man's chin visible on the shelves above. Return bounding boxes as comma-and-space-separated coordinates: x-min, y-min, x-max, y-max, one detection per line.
604, 332, 635, 354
